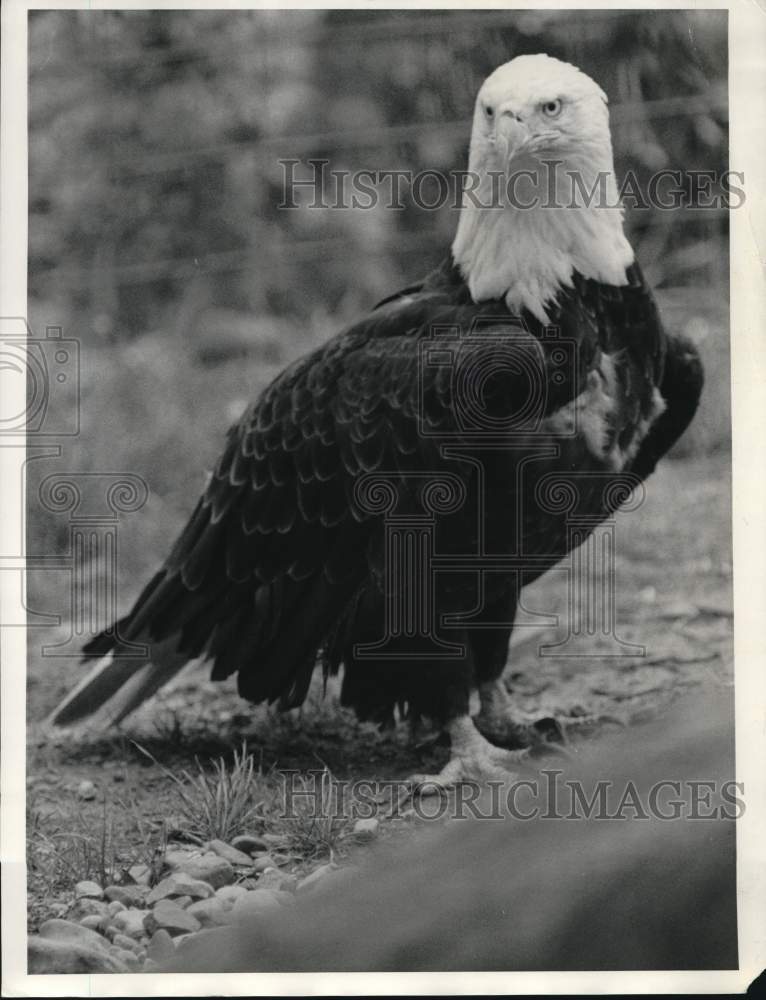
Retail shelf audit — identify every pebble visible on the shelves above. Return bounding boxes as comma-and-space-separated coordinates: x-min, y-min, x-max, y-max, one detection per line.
261, 833, 291, 848
252, 854, 276, 873
112, 932, 143, 955
165, 851, 235, 889
231, 890, 283, 919
38, 918, 111, 955
104, 884, 148, 907
28, 936, 127, 974
146, 928, 175, 963
206, 839, 255, 867
79, 914, 108, 933
231, 834, 269, 855
353, 817, 379, 840
70, 897, 109, 920
128, 863, 151, 885
110, 946, 140, 970
74, 880, 103, 900
174, 928, 233, 965
297, 863, 338, 894
258, 869, 297, 894
186, 896, 231, 928
76, 779, 97, 801
144, 899, 202, 937
107, 900, 126, 916
164, 849, 200, 868
214, 884, 250, 908
146, 873, 214, 905
111, 908, 152, 940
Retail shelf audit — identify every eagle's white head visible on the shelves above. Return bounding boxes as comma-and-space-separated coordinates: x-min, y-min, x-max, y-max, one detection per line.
452, 54, 634, 322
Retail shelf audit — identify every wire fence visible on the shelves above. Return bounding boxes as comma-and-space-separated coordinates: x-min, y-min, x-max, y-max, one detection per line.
28, 8, 729, 334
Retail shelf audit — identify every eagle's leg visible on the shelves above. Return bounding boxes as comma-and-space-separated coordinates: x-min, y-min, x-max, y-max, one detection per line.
467, 592, 564, 750
407, 715, 531, 794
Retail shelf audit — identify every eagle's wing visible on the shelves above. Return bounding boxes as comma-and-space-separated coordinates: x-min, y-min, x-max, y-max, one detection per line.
48, 291, 600, 726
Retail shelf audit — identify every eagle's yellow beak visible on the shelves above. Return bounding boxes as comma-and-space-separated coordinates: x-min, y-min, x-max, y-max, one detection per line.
495, 109, 531, 164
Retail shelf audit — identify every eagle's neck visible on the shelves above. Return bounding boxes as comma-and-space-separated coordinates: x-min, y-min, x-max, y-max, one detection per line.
452, 154, 634, 323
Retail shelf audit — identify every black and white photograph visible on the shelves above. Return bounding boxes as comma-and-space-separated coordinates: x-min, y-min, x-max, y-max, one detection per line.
1, 2, 764, 995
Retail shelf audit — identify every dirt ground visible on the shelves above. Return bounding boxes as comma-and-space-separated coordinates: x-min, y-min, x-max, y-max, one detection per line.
26, 450, 733, 932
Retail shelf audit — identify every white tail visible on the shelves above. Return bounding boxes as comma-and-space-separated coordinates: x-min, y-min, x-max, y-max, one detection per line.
47, 636, 191, 727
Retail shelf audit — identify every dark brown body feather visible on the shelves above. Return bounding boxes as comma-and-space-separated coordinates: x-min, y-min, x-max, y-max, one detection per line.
54, 255, 703, 726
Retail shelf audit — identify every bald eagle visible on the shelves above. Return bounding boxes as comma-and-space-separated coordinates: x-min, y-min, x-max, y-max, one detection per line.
50, 55, 703, 787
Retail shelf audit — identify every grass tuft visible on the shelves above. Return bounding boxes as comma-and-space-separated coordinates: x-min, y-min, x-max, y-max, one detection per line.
282, 766, 353, 861
133, 740, 266, 844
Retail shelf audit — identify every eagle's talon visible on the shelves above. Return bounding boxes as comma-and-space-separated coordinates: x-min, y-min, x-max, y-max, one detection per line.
405, 717, 533, 796
475, 681, 567, 751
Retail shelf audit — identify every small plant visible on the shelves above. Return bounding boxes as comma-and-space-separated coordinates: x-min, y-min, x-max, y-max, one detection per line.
27, 796, 120, 895
133, 740, 265, 843
283, 766, 351, 861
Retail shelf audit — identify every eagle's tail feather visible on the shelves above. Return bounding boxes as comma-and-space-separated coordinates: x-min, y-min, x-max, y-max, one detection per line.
47, 635, 190, 727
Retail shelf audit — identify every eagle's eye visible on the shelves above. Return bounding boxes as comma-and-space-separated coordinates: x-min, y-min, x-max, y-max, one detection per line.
541, 99, 562, 118
484, 104, 494, 119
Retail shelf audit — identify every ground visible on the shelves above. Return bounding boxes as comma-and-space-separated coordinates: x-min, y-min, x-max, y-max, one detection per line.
26, 449, 733, 935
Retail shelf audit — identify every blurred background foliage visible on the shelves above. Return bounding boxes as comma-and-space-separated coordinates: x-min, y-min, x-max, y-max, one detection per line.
25, 9, 730, 631
30, 8, 729, 335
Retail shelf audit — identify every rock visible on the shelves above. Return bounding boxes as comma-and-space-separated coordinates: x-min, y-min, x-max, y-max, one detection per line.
231, 834, 269, 855
252, 854, 276, 873
206, 839, 255, 867
144, 899, 202, 937
112, 932, 142, 955
76, 779, 97, 801
79, 914, 108, 933
111, 908, 152, 940
70, 897, 109, 920
174, 895, 192, 909
28, 936, 128, 974
147, 928, 176, 963
258, 869, 297, 894
173, 928, 230, 965
215, 884, 250, 909
164, 849, 199, 868
166, 852, 235, 889
297, 863, 338, 894
143, 958, 160, 972
39, 918, 111, 955
107, 900, 126, 916
186, 897, 231, 928
146, 872, 215, 905
110, 946, 140, 970
74, 880, 103, 900
128, 863, 151, 885
261, 833, 290, 848
353, 817, 379, 840
231, 889, 284, 919
104, 884, 148, 906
